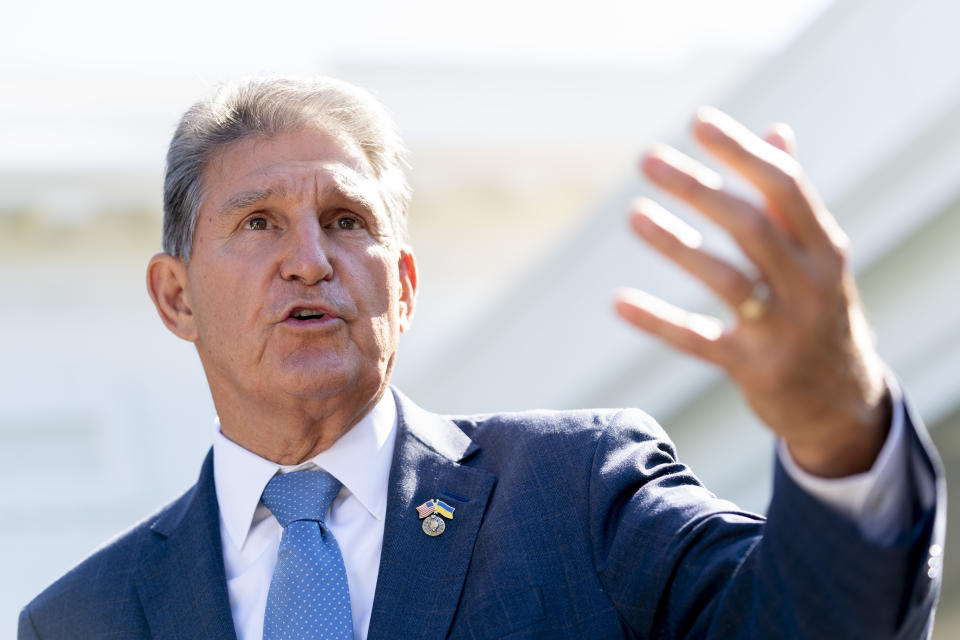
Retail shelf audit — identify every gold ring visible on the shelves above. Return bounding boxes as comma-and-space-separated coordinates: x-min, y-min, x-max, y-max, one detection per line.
738, 281, 771, 321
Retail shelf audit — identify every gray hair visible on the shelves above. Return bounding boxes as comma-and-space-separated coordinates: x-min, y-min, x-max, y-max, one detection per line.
163, 76, 411, 259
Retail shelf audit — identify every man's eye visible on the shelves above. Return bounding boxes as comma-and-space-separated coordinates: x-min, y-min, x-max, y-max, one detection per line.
337, 216, 361, 230
247, 217, 268, 230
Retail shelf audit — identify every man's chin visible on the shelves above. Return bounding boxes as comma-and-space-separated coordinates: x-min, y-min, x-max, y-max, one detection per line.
274, 364, 381, 402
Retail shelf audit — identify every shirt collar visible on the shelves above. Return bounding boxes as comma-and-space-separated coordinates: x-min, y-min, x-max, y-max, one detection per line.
212, 391, 398, 552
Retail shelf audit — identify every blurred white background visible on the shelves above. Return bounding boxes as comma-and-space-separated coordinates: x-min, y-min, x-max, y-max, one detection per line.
3, 0, 958, 636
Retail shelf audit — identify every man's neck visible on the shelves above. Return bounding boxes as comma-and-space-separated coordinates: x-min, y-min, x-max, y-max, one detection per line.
214, 384, 388, 465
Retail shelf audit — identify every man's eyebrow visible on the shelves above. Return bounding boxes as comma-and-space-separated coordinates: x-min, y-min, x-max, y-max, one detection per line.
320, 181, 379, 214
218, 186, 288, 216
217, 180, 380, 216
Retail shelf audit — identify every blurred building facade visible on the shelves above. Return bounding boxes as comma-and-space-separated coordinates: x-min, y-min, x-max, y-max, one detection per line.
1, 0, 957, 635
396, 0, 960, 634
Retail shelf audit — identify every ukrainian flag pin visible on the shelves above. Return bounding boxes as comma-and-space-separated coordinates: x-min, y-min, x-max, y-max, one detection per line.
416, 498, 455, 537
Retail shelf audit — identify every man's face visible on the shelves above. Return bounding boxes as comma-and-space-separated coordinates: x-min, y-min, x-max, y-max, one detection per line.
178, 127, 415, 411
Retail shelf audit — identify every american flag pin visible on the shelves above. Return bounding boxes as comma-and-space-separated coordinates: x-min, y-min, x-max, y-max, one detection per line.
416, 498, 455, 536
416, 499, 436, 519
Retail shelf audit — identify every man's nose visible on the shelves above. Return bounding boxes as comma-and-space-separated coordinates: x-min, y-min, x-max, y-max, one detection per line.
279, 218, 334, 285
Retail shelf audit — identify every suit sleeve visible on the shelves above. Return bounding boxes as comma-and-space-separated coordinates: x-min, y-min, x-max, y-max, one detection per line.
587, 405, 944, 639
18, 605, 41, 640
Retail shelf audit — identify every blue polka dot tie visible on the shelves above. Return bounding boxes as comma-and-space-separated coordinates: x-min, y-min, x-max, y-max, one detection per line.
261, 470, 353, 639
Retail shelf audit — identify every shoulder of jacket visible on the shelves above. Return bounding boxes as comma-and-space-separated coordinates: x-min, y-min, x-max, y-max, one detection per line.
450, 406, 669, 448
22, 481, 197, 617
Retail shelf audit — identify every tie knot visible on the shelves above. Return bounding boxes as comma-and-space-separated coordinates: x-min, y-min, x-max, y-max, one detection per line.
261, 469, 342, 527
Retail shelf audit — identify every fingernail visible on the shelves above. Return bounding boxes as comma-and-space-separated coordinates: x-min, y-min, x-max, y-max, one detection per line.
696, 105, 723, 121
632, 210, 656, 236
698, 121, 725, 144
634, 200, 703, 248
695, 106, 728, 143
646, 144, 700, 182
642, 146, 673, 180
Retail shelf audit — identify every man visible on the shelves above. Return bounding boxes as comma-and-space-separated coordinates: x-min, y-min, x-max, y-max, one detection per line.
19, 77, 944, 638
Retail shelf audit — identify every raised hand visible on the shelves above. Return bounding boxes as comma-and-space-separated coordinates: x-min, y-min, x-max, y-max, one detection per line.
615, 107, 890, 478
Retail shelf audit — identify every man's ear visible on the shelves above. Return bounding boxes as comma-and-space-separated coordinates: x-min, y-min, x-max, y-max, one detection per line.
397, 248, 418, 333
146, 253, 198, 342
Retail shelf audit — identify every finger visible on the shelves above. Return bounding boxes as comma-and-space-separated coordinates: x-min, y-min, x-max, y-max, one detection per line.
641, 147, 800, 293
764, 123, 796, 157
630, 198, 756, 309
613, 288, 731, 367
692, 107, 836, 251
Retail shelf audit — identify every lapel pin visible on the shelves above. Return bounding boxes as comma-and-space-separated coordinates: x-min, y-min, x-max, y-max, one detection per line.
416, 498, 455, 537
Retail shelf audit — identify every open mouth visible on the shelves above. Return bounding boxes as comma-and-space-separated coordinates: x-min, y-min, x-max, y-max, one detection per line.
290, 309, 327, 321
284, 305, 337, 324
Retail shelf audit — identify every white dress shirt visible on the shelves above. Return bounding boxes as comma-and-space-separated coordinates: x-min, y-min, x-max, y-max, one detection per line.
777, 374, 935, 546
213, 385, 923, 639
213, 392, 397, 640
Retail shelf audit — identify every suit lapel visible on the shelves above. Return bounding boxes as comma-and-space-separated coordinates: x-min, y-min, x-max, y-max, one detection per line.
367, 390, 496, 640
134, 450, 237, 640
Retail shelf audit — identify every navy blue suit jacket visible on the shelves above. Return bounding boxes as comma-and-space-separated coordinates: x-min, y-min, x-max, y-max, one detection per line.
19, 389, 944, 638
